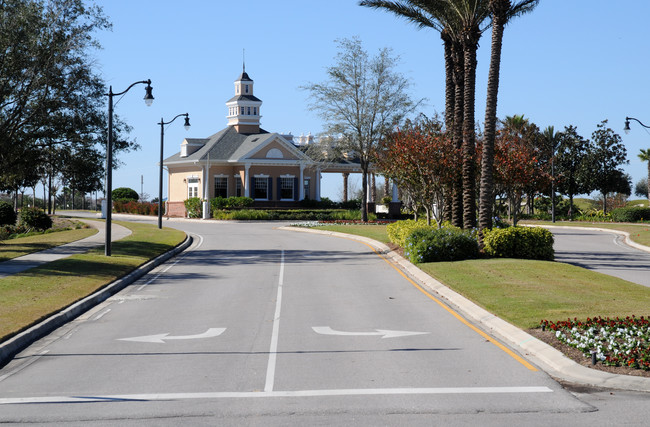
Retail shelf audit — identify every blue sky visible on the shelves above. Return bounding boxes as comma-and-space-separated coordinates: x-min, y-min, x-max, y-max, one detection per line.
93, 0, 650, 202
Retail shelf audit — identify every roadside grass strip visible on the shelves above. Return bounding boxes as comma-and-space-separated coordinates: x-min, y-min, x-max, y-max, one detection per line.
541, 317, 650, 370
0, 222, 185, 342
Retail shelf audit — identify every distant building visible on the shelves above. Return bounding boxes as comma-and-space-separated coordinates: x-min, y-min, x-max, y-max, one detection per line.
163, 68, 361, 217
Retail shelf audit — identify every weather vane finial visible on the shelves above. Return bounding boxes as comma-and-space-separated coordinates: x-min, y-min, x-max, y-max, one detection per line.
243, 48, 246, 73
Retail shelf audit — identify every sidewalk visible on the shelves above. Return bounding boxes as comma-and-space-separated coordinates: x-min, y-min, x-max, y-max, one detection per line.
0, 220, 132, 279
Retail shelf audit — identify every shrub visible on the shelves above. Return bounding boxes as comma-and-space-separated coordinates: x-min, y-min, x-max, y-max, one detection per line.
113, 200, 158, 215
112, 187, 139, 201
0, 201, 16, 226
19, 207, 52, 231
610, 207, 650, 223
184, 197, 202, 218
404, 227, 479, 263
387, 219, 434, 247
210, 196, 254, 212
483, 226, 554, 260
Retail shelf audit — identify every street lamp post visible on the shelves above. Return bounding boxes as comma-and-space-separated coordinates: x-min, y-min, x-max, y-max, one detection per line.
105, 79, 154, 256
158, 113, 191, 229
624, 116, 650, 134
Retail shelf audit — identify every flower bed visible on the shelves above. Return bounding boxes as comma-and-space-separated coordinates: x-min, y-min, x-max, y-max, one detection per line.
540, 317, 650, 370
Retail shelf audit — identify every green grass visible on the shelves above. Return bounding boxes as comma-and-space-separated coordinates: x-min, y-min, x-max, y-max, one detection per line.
317, 224, 391, 244
0, 221, 186, 342
311, 222, 650, 329
419, 259, 650, 329
0, 228, 97, 262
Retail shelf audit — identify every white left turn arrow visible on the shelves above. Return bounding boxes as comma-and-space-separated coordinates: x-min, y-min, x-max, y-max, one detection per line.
312, 326, 428, 339
118, 328, 226, 343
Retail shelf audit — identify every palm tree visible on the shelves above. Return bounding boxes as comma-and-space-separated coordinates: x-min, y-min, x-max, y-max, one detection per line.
542, 125, 560, 222
639, 148, 650, 205
479, 0, 539, 236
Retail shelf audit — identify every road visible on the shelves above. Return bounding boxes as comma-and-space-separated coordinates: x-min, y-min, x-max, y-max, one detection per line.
551, 226, 650, 287
0, 217, 649, 425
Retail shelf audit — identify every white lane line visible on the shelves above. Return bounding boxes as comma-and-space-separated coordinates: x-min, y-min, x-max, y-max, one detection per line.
264, 249, 284, 393
0, 386, 554, 404
137, 233, 204, 291
93, 308, 111, 321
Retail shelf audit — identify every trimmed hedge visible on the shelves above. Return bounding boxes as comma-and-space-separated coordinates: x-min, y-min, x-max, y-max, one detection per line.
387, 219, 434, 247
483, 226, 554, 260
113, 200, 159, 215
610, 207, 650, 223
0, 201, 16, 226
404, 227, 479, 263
210, 196, 254, 211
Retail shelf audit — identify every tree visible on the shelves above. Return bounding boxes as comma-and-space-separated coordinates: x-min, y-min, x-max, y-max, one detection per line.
112, 187, 139, 202
375, 115, 460, 225
303, 37, 418, 221
0, 0, 137, 208
588, 120, 628, 214
638, 148, 650, 205
635, 178, 649, 199
555, 126, 592, 218
479, 0, 538, 235
493, 116, 544, 225
541, 125, 560, 221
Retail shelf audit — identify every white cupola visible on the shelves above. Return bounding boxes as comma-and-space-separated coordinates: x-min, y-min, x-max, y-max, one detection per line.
226, 66, 262, 134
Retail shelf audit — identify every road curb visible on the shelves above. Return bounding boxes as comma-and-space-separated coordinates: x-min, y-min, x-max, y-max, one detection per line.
0, 234, 193, 368
281, 225, 650, 393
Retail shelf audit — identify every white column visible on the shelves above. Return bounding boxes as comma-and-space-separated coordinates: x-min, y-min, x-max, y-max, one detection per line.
299, 163, 305, 200
315, 167, 321, 201
202, 162, 210, 219
244, 163, 251, 198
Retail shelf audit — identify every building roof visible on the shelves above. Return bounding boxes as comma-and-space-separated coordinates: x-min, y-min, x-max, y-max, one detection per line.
236, 71, 253, 82
226, 94, 262, 103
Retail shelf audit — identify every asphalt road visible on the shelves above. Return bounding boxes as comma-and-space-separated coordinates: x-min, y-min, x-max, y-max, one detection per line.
551, 226, 650, 287
1, 217, 649, 425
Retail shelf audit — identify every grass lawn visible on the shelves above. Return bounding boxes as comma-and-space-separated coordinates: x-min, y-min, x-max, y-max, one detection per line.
0, 221, 186, 342
312, 222, 650, 330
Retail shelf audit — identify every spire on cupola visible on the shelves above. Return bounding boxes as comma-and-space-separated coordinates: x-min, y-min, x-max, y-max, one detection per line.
226, 57, 262, 134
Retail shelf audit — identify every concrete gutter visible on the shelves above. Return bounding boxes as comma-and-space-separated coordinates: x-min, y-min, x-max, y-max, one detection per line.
0, 234, 193, 368
282, 226, 650, 393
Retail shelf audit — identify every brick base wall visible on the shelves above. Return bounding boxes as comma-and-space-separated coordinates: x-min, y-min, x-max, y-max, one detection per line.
166, 201, 186, 218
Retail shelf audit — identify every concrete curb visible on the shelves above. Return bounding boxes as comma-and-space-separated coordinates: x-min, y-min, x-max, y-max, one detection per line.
0, 234, 193, 368
281, 226, 650, 393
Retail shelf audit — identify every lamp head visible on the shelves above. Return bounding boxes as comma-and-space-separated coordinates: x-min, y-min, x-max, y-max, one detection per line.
143, 80, 154, 107
184, 114, 191, 131
624, 118, 631, 135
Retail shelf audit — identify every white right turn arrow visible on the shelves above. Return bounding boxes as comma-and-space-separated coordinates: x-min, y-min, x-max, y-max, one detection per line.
312, 326, 429, 339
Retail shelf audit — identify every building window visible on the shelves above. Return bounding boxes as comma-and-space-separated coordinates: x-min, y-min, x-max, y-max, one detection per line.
247, 106, 251, 115
214, 176, 228, 198
303, 178, 310, 200
280, 177, 294, 200
245, 84, 249, 94
240, 107, 245, 115
235, 175, 242, 197
236, 86, 239, 94
253, 107, 257, 115
254, 177, 268, 200
187, 177, 199, 199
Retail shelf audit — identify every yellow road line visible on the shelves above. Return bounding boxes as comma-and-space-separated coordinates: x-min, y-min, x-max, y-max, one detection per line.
346, 236, 538, 372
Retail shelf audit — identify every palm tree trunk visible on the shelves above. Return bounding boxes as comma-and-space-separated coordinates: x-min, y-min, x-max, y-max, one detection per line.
462, 32, 479, 229
451, 40, 464, 228
480, 1, 508, 237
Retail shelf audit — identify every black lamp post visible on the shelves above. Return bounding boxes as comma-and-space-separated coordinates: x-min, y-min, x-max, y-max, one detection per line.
158, 113, 190, 229
624, 116, 650, 134
105, 79, 154, 256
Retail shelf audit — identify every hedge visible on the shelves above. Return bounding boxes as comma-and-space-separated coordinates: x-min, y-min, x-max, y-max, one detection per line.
386, 219, 435, 247
483, 226, 554, 260
404, 227, 479, 263
610, 207, 650, 223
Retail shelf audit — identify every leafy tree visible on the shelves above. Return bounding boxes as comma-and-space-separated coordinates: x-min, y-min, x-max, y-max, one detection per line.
638, 148, 650, 204
375, 115, 460, 225
588, 120, 629, 214
541, 125, 560, 221
303, 37, 419, 221
634, 178, 649, 199
479, 0, 539, 234
555, 126, 592, 218
112, 187, 139, 202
